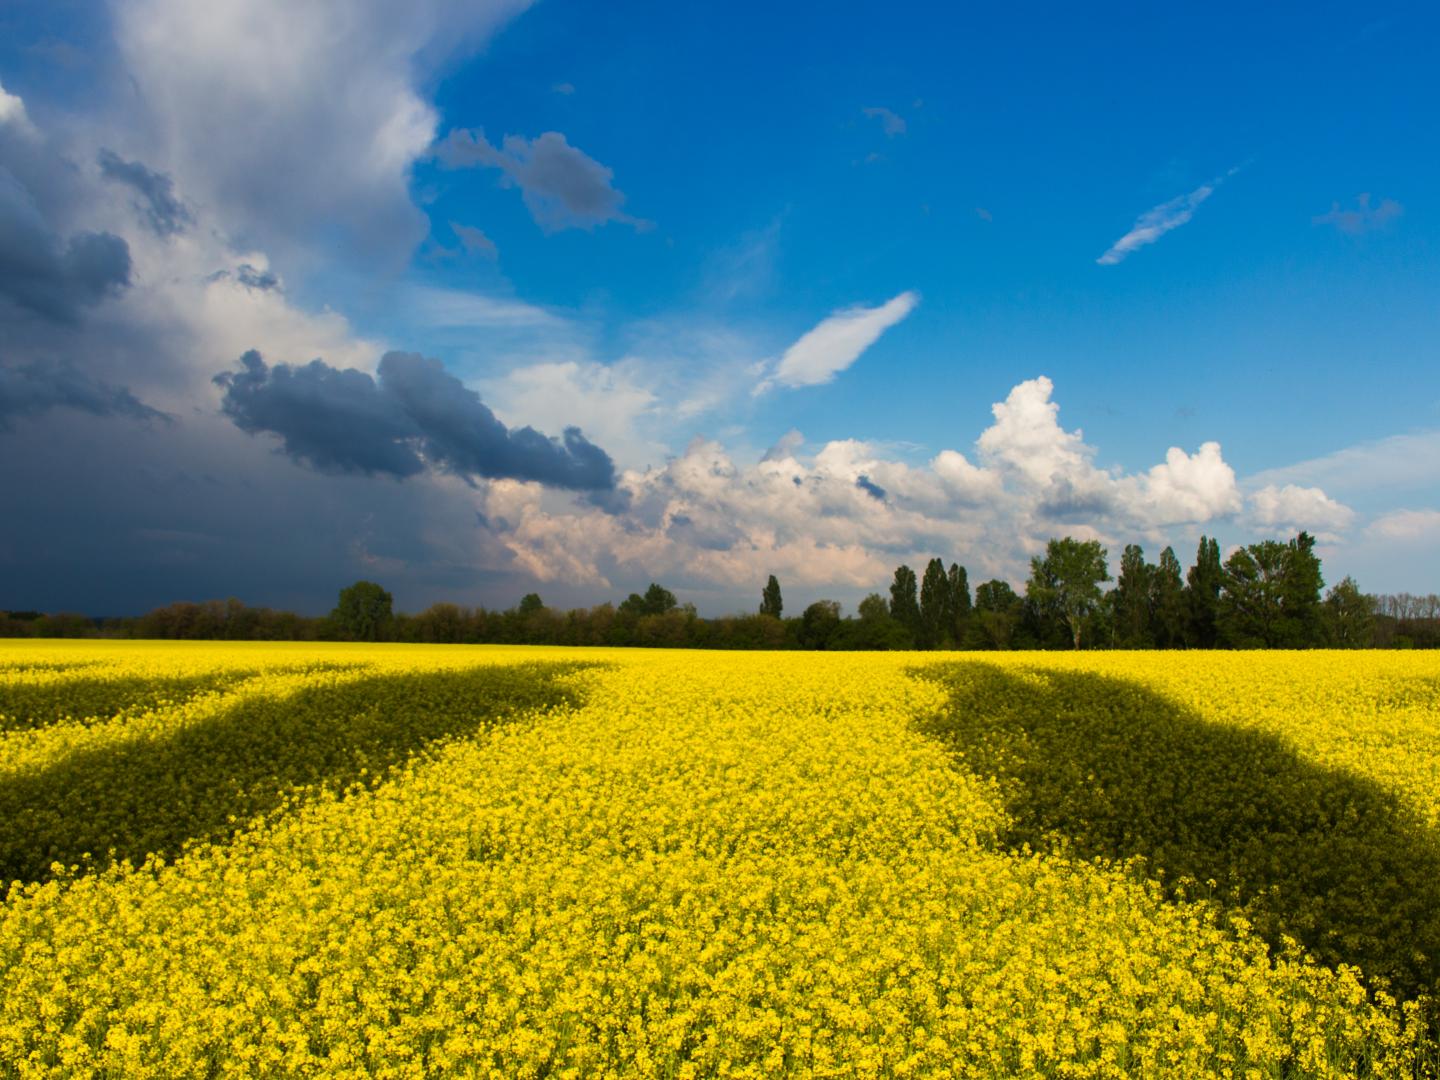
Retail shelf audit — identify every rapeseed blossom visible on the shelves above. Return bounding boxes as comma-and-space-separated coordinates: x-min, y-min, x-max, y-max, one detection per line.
0, 643, 1435, 1076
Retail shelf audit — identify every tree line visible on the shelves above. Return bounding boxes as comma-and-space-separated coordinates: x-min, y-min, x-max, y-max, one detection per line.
2, 532, 1433, 648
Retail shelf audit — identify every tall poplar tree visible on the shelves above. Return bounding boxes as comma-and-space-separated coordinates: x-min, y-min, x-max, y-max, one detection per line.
1113, 544, 1153, 647
1185, 536, 1223, 648
948, 562, 971, 645
889, 564, 921, 645
759, 574, 783, 618
919, 557, 950, 648
1151, 546, 1186, 648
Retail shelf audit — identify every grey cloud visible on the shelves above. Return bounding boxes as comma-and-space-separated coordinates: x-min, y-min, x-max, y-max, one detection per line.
862, 106, 906, 137
761, 429, 804, 463
97, 149, 193, 236
451, 221, 498, 258
435, 127, 650, 233
205, 264, 282, 291
665, 513, 743, 552
236, 264, 280, 290
0, 166, 131, 322
1313, 193, 1403, 235
1037, 477, 1116, 521
215, 349, 618, 492
0, 361, 166, 430
215, 350, 425, 478
856, 474, 887, 501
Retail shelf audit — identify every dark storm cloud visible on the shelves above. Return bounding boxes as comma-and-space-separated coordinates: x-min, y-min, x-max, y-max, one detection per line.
215, 350, 425, 477
435, 127, 650, 233
214, 349, 618, 491
0, 167, 131, 322
97, 149, 193, 236
0, 361, 166, 429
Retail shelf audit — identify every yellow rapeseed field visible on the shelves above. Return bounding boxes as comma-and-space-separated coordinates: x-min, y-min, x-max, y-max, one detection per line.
1, 642, 1437, 1077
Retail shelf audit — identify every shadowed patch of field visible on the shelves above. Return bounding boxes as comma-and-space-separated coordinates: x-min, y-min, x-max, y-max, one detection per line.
0, 662, 590, 885
918, 661, 1440, 1005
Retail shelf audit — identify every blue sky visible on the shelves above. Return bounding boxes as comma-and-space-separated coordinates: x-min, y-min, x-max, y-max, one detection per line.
0, 0, 1436, 615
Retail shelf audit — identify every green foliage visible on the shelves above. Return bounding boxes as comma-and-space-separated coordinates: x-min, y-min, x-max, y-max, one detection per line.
1185, 536, 1224, 648
1220, 533, 1326, 648
947, 563, 971, 645
1112, 544, 1154, 648
1025, 537, 1111, 649
919, 557, 950, 649
888, 565, 921, 640
1150, 546, 1186, 649
797, 600, 842, 650
1325, 577, 1376, 647
968, 580, 1022, 650
518, 593, 546, 616
331, 581, 394, 642
759, 575, 784, 618
620, 583, 678, 618
920, 662, 1440, 1004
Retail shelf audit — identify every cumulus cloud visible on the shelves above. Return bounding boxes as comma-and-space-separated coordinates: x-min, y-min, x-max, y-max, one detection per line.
435, 127, 649, 232
1313, 193, 1402, 235
482, 359, 663, 471
1097, 169, 1237, 265
1128, 442, 1243, 525
113, 0, 531, 260
480, 375, 1269, 597
757, 291, 918, 393
862, 106, 906, 137
1249, 483, 1355, 537
97, 149, 193, 235
214, 349, 618, 491
0, 362, 167, 429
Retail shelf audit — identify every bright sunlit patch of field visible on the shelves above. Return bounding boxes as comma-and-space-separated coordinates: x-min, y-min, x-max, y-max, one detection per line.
1, 643, 1437, 1076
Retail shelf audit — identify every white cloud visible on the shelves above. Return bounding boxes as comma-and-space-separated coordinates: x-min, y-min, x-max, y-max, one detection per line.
975, 375, 1092, 487
114, 0, 530, 260
757, 291, 918, 393
408, 285, 559, 329
1365, 508, 1440, 544
1249, 483, 1355, 537
482, 375, 1270, 600
1246, 430, 1440, 498
1127, 441, 1243, 525
1097, 169, 1237, 265
482, 359, 664, 471
0, 81, 35, 135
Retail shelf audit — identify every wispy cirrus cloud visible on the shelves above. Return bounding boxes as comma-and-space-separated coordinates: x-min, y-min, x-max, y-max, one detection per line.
755, 291, 918, 394
1097, 168, 1238, 265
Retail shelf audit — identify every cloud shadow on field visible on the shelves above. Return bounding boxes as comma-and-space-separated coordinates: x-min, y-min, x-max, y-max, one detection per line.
915, 662, 1440, 1004
1, 670, 267, 733
0, 663, 590, 887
